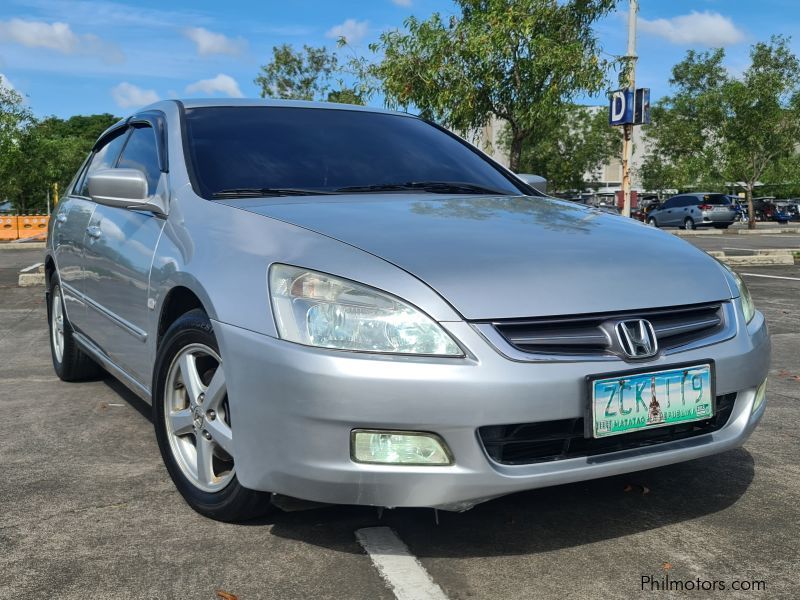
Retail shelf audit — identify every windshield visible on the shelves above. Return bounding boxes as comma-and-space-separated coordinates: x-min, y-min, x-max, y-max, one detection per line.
183, 106, 526, 199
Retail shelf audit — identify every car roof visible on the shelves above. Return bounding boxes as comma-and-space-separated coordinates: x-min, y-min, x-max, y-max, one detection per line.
144, 98, 413, 118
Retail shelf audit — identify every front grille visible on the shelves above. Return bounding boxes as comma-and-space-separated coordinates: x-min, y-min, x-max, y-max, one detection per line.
479, 393, 737, 465
489, 302, 726, 358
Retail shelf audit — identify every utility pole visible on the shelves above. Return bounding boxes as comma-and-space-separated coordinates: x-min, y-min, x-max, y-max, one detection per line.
621, 0, 638, 218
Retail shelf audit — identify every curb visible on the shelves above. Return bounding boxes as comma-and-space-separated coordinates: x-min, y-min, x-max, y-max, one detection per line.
674, 229, 723, 236
673, 227, 799, 237
0, 242, 46, 250
710, 250, 795, 266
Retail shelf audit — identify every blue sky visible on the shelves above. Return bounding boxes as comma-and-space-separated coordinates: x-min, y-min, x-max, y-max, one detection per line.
1, 0, 799, 118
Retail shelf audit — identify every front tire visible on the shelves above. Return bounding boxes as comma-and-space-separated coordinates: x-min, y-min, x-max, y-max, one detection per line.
647, 217, 657, 227
152, 309, 273, 522
48, 275, 103, 381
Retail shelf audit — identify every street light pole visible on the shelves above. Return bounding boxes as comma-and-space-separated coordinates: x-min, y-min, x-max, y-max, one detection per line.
621, 0, 638, 218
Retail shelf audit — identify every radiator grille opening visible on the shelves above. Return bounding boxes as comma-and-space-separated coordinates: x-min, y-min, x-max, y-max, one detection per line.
479, 393, 737, 465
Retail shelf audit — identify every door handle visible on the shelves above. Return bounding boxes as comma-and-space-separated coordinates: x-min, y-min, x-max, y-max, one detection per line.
56, 213, 67, 224
86, 225, 102, 239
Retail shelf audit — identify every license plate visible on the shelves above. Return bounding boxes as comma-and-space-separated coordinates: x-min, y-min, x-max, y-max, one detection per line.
590, 364, 714, 438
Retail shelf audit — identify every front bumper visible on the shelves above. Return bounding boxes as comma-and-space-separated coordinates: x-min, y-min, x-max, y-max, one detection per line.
213, 306, 770, 510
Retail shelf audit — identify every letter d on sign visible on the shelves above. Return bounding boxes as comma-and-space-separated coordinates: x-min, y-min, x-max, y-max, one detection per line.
609, 89, 633, 126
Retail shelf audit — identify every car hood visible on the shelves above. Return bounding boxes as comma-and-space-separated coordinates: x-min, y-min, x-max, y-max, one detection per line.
222, 194, 733, 320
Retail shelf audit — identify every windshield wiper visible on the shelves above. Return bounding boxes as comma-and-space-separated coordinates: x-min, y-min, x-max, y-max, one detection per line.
335, 181, 512, 195
211, 187, 338, 198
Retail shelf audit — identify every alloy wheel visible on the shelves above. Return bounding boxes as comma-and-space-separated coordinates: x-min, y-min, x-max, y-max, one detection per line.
51, 287, 65, 363
163, 343, 235, 493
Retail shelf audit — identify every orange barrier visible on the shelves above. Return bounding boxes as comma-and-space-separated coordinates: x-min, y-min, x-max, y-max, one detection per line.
16, 215, 49, 240
0, 216, 18, 241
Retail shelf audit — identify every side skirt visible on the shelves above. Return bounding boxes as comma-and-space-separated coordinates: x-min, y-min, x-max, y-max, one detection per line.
73, 331, 152, 404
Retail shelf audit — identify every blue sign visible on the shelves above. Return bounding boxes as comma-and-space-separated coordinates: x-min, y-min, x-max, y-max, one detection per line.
635, 88, 651, 125
609, 89, 634, 126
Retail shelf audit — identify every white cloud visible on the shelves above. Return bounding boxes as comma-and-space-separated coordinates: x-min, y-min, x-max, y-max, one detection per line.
326, 19, 369, 45
638, 11, 746, 47
392, 0, 413, 6
184, 27, 246, 56
185, 74, 243, 98
111, 82, 159, 108
0, 73, 15, 92
0, 18, 123, 62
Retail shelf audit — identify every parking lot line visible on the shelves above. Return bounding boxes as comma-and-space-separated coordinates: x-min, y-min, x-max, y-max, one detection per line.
355, 527, 449, 600
740, 272, 800, 281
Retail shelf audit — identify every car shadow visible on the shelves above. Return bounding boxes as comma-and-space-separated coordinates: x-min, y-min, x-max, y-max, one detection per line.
102, 375, 153, 423
263, 449, 755, 558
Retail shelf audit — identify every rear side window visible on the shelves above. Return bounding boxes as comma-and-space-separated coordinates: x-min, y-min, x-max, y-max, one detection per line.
685, 197, 700, 206
118, 125, 161, 196
662, 197, 679, 209
77, 129, 130, 197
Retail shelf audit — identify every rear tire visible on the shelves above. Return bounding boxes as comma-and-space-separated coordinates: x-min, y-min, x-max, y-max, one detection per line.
48, 274, 104, 382
152, 308, 274, 522
683, 217, 696, 230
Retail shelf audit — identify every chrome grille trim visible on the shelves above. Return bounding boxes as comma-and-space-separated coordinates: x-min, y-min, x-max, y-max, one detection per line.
473, 301, 737, 363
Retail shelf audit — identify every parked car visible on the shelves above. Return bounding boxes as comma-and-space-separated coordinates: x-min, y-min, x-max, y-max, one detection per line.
46, 99, 770, 522
752, 198, 790, 223
782, 201, 800, 221
646, 193, 737, 229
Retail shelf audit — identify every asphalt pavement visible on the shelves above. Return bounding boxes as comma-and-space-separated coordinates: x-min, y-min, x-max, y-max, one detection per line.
1, 244, 798, 600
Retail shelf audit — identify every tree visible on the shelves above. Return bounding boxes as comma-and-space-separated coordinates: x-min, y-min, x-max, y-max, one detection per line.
254, 44, 365, 104
721, 37, 800, 227
515, 105, 621, 191
373, 0, 617, 172
1, 112, 118, 212
641, 37, 800, 228
0, 81, 34, 202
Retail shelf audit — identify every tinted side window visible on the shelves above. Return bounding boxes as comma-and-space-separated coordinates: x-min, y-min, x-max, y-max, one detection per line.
662, 197, 679, 209
78, 129, 130, 197
683, 197, 699, 207
117, 125, 161, 195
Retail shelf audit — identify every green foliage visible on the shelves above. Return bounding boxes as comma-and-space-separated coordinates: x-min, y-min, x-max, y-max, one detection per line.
0, 83, 35, 202
374, 0, 617, 171
254, 43, 366, 105
0, 105, 117, 212
640, 37, 800, 225
515, 105, 621, 191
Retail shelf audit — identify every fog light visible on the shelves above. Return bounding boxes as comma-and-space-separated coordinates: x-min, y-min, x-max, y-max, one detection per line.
351, 430, 452, 465
752, 378, 767, 413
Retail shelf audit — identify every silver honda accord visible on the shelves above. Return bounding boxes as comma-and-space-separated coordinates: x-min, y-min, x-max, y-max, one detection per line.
45, 99, 770, 521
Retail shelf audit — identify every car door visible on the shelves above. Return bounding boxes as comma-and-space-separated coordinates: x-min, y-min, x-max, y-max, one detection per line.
684, 196, 700, 222
52, 130, 130, 334
659, 197, 679, 226
82, 121, 167, 384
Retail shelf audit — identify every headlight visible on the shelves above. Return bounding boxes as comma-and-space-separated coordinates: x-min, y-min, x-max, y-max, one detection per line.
731, 269, 755, 323
269, 264, 463, 356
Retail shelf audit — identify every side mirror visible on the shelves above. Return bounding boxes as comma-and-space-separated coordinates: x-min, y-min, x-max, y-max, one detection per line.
514, 173, 547, 194
87, 168, 167, 216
